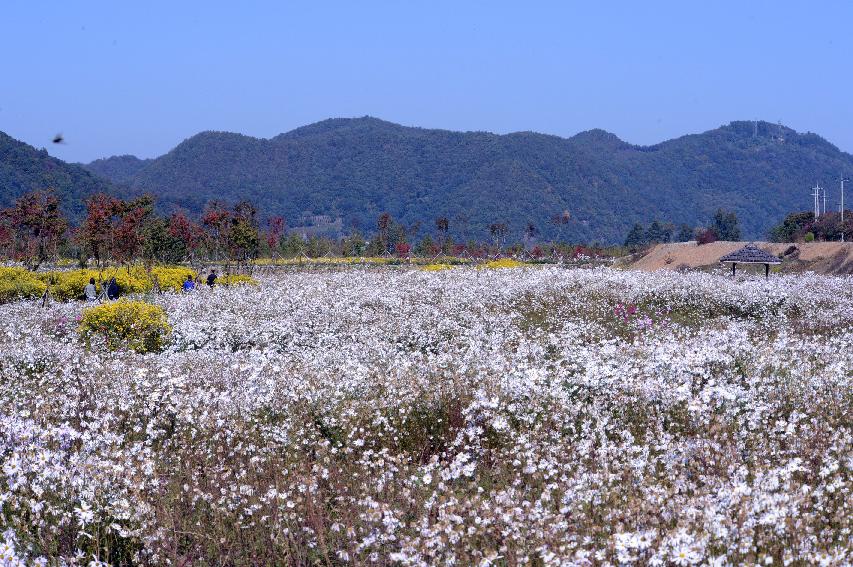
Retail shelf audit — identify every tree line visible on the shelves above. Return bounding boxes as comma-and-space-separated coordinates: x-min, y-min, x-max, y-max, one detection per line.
768, 210, 853, 242
0, 191, 611, 270
623, 209, 742, 249
0, 190, 264, 271
624, 207, 853, 248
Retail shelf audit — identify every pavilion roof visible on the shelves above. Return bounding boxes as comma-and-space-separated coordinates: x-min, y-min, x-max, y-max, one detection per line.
719, 243, 782, 264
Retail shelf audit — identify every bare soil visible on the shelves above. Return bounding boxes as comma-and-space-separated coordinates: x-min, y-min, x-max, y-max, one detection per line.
629, 241, 853, 275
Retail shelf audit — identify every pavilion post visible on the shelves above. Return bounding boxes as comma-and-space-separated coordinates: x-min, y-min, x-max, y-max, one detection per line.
765, 264, 769, 278
731, 262, 736, 276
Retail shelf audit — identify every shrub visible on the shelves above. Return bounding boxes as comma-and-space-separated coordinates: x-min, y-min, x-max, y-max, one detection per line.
696, 228, 718, 245
218, 273, 258, 286
36, 269, 149, 301
149, 266, 197, 292
39, 270, 102, 301
804, 231, 815, 242
422, 264, 454, 272
478, 258, 524, 269
0, 267, 47, 303
78, 300, 171, 353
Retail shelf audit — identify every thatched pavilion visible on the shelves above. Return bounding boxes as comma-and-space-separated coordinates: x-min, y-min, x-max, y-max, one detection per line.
719, 243, 781, 277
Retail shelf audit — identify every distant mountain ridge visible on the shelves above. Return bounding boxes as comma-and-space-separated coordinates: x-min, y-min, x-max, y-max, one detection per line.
4, 118, 853, 242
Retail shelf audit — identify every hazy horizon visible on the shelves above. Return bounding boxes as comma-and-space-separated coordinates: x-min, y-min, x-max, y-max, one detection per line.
3, 1, 852, 162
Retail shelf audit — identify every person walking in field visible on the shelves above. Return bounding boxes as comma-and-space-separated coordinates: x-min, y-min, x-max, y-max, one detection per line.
182, 274, 196, 292
84, 278, 97, 302
206, 269, 218, 287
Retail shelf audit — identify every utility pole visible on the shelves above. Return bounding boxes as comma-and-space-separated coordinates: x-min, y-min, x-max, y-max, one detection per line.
842, 176, 849, 242
813, 183, 821, 219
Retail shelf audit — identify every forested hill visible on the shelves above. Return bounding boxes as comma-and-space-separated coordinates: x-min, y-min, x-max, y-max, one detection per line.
5, 118, 853, 243
85, 154, 152, 185
82, 118, 853, 242
0, 131, 122, 220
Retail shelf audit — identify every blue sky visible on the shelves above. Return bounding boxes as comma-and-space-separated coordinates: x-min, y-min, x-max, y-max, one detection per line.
2, 1, 852, 162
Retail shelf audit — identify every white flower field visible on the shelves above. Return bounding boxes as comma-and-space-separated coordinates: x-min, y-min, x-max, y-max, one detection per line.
1, 265, 851, 566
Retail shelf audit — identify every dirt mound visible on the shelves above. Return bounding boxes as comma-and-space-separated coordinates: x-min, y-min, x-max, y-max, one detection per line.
630, 241, 853, 275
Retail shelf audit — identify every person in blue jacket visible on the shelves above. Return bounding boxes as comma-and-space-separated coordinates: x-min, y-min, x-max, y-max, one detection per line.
106, 278, 120, 300
182, 274, 195, 292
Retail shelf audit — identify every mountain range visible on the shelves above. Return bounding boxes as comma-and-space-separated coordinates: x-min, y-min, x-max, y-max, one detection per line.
4, 118, 853, 243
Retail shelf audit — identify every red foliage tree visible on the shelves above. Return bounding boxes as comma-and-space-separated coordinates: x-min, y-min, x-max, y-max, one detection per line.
111, 196, 154, 267
76, 194, 154, 268
202, 201, 232, 261
0, 217, 12, 258
78, 194, 121, 268
266, 216, 286, 256
696, 228, 718, 245
168, 211, 205, 262
3, 190, 68, 270
395, 242, 411, 258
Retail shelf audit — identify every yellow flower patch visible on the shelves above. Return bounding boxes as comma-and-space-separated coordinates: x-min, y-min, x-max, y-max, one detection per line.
478, 258, 525, 269
78, 300, 171, 353
0, 266, 258, 303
